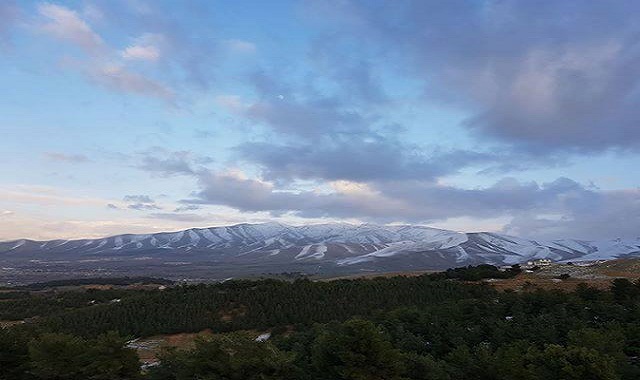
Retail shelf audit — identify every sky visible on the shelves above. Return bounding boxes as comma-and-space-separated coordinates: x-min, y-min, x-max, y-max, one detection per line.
1, 0, 639, 241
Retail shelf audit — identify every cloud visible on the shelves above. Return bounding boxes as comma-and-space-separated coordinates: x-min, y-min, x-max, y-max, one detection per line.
207, 62, 592, 233
187, 171, 294, 212
230, 70, 550, 185
122, 194, 162, 211
249, 70, 292, 99
8, 1, 639, 243
185, 170, 395, 219
242, 97, 371, 139
128, 203, 162, 211
504, 188, 640, 240
231, 66, 546, 183
31, 3, 175, 102
174, 205, 201, 212
44, 152, 90, 163
89, 64, 174, 101
181, 169, 640, 239
106, 203, 119, 210
0, 1, 19, 48
121, 33, 163, 61
182, 170, 461, 220
36, 3, 105, 54
123, 194, 154, 203
225, 39, 256, 54
147, 212, 209, 222
308, 37, 387, 104
121, 44, 160, 61
305, 0, 640, 153
92, 1, 222, 90
135, 148, 213, 176
216, 70, 376, 140
237, 139, 499, 183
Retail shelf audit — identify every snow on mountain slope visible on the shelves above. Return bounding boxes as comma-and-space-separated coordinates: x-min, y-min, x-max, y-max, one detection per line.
576, 238, 640, 261
1, 223, 639, 271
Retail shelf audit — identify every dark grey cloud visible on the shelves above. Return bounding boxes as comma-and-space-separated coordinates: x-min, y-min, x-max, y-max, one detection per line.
307, 37, 387, 105
185, 170, 421, 221
237, 69, 544, 184
305, 0, 640, 153
504, 189, 640, 240
183, 169, 640, 239
187, 172, 297, 213
243, 96, 371, 139
373, 177, 598, 221
237, 139, 501, 183
106, 203, 119, 210
239, 68, 385, 140
64, 1, 639, 241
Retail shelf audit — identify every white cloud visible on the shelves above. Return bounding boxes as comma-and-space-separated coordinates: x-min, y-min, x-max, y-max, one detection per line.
121, 44, 160, 61
120, 33, 165, 61
32, 6, 175, 102
90, 64, 174, 101
225, 39, 256, 54
37, 3, 104, 54
44, 152, 90, 163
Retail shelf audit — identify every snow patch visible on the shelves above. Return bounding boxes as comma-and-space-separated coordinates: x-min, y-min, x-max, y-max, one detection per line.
10, 240, 25, 250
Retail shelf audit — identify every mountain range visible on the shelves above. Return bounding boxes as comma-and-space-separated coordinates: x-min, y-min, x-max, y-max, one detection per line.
1, 223, 639, 284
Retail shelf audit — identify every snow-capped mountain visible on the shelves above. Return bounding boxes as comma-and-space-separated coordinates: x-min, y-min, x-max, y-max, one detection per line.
1, 223, 639, 283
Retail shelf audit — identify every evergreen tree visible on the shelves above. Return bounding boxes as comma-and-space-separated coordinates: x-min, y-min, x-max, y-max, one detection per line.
311, 319, 404, 380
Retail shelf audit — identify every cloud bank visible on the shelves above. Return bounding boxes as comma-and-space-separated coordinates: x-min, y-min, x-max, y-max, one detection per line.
3, 1, 640, 241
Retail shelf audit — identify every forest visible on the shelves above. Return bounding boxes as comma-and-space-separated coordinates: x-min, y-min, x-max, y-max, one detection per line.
1, 265, 640, 379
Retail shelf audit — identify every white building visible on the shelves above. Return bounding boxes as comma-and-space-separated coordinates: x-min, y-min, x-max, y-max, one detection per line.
526, 259, 552, 267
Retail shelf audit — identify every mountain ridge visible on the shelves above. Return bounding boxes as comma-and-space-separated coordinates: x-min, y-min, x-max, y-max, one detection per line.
1, 222, 639, 283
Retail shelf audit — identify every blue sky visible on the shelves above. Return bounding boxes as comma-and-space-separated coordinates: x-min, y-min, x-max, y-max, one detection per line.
1, 0, 639, 241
